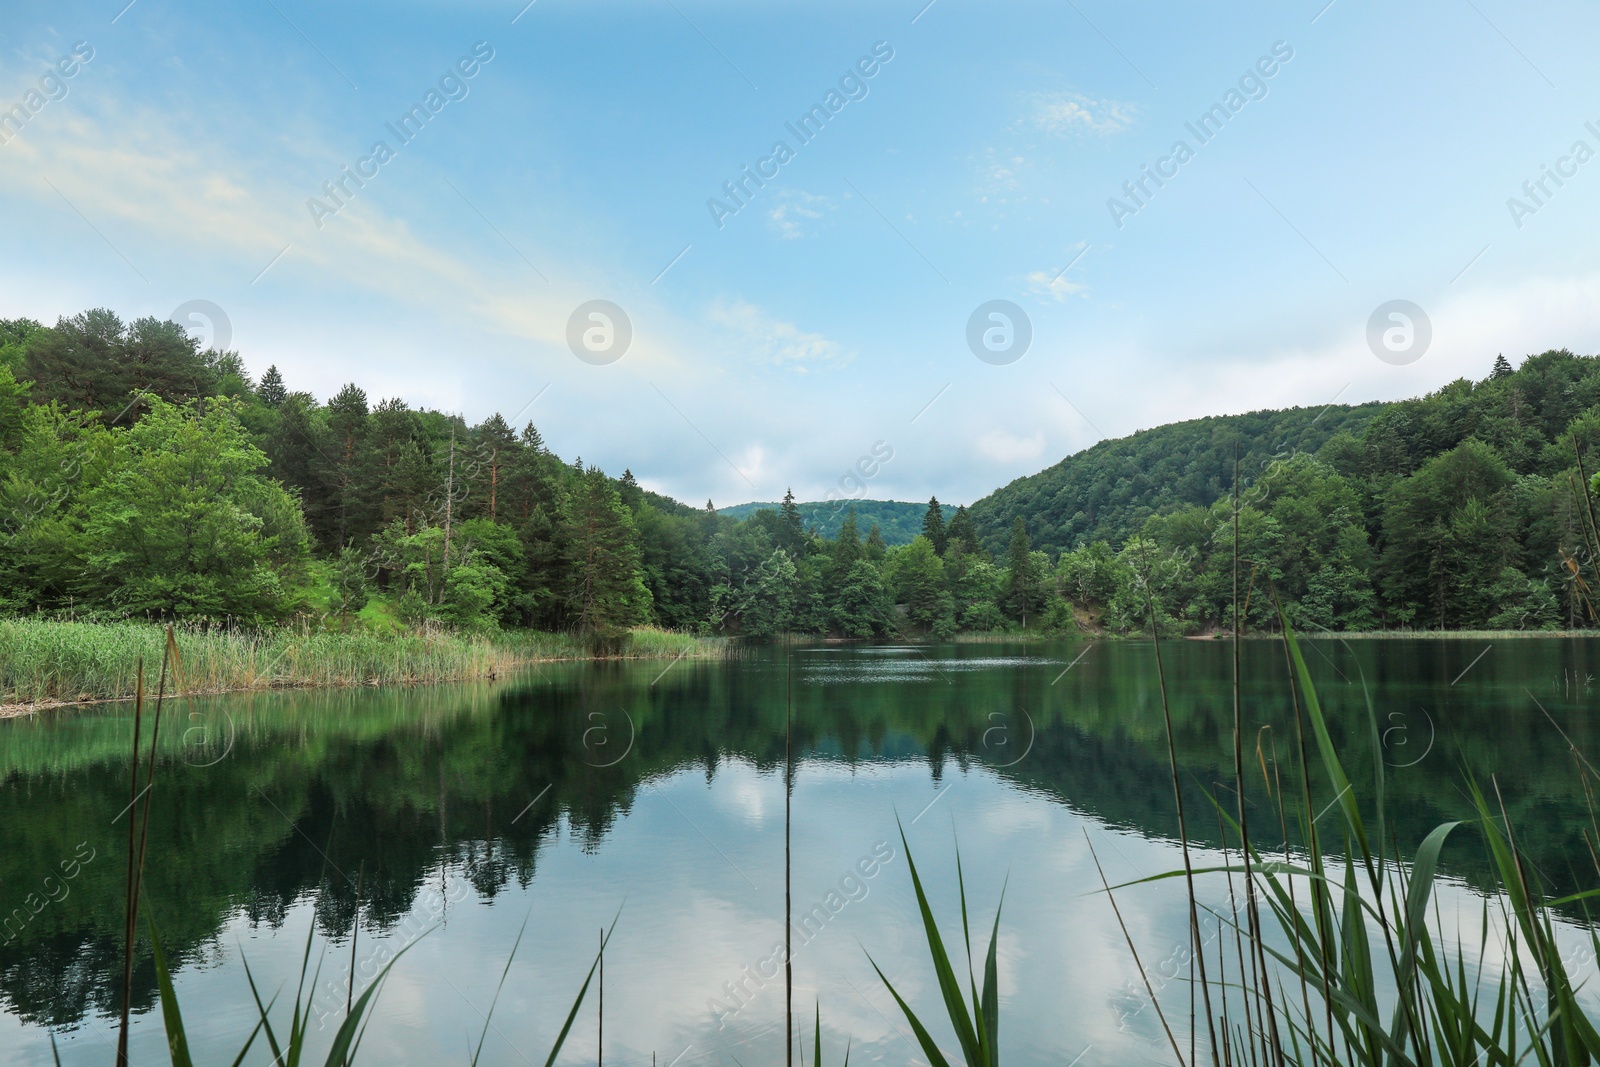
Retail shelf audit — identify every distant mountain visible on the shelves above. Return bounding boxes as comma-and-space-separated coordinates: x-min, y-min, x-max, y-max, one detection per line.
719, 499, 930, 544
967, 402, 1386, 556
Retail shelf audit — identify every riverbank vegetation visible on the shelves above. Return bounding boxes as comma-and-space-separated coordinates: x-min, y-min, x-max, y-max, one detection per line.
3, 312, 1600, 642
0, 619, 722, 710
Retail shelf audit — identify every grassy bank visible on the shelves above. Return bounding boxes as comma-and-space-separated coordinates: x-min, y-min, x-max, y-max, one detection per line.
0, 620, 727, 711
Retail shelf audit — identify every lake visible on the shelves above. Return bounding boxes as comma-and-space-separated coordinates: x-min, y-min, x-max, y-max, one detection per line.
2, 637, 1598, 1066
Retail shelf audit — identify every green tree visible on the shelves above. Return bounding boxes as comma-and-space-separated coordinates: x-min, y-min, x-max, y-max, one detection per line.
0, 365, 30, 456
324, 383, 371, 547
473, 414, 521, 521
0, 317, 41, 374
890, 536, 955, 636
1001, 517, 1045, 625
865, 523, 887, 562
257, 365, 287, 407
826, 508, 864, 585
921, 496, 947, 554
832, 559, 892, 637
23, 310, 218, 420
710, 548, 796, 637
777, 487, 807, 555
0, 404, 117, 610
953, 560, 1006, 631
562, 468, 652, 633
1105, 536, 1196, 636
1486, 566, 1561, 630
76, 396, 310, 620
331, 543, 370, 626
1057, 541, 1125, 614
945, 505, 984, 558
1380, 439, 1515, 627
617, 467, 644, 511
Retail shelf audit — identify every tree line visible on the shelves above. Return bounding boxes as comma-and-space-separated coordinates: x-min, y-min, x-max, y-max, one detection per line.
2, 309, 1598, 634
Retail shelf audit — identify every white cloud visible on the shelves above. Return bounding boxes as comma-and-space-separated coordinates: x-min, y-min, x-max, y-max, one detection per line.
1026, 269, 1087, 303
983, 150, 1026, 192
767, 188, 831, 239
1033, 91, 1137, 134
707, 298, 848, 371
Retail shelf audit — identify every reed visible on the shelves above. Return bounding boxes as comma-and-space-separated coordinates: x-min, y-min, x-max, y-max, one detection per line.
0, 620, 731, 709
1099, 585, 1600, 1065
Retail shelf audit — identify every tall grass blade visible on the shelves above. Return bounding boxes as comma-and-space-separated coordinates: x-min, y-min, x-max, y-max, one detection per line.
145, 915, 195, 1066
537, 919, 614, 1067
868, 827, 1006, 1066
471, 911, 531, 1067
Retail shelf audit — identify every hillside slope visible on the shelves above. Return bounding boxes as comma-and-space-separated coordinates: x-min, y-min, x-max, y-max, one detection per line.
968, 402, 1384, 554
719, 499, 927, 544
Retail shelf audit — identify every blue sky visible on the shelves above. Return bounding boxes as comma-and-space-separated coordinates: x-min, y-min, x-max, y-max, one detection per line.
3, 0, 1598, 507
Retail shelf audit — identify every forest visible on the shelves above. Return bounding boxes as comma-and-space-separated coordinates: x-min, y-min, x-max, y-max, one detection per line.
2, 308, 1599, 637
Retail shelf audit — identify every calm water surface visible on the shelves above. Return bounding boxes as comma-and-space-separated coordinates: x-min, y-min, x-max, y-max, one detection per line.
2, 638, 1598, 1065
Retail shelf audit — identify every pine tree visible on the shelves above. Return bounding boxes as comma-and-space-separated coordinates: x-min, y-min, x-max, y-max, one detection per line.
473, 413, 518, 521
1003, 516, 1035, 625
563, 468, 652, 633
325, 383, 370, 547
865, 523, 886, 561
257, 365, 287, 407
1491, 353, 1514, 380
946, 505, 984, 558
618, 468, 644, 510
827, 507, 864, 584
922, 496, 947, 554
778, 488, 807, 555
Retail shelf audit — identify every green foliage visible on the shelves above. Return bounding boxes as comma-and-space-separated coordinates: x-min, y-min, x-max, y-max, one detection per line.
887, 536, 956, 636
709, 548, 797, 637
0, 317, 40, 374
832, 559, 893, 637
870, 828, 1003, 1067
562, 467, 653, 634
331, 544, 371, 625
1000, 518, 1048, 625
969, 352, 1600, 632
1121, 617, 1600, 1066
969, 401, 1383, 555
922, 496, 947, 554
22, 309, 220, 419
2, 396, 310, 621
6, 309, 1599, 638
719, 498, 929, 545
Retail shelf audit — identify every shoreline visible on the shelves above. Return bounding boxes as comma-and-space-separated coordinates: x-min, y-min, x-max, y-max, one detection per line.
0, 620, 728, 717
0, 650, 704, 718
6, 622, 1592, 718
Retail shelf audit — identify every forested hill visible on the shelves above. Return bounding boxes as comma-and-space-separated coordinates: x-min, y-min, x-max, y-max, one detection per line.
968, 402, 1385, 556
970, 350, 1600, 562
719, 499, 926, 544
4, 309, 1600, 635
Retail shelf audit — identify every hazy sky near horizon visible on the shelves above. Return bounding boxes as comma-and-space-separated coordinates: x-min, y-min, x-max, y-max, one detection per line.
2, 0, 1598, 507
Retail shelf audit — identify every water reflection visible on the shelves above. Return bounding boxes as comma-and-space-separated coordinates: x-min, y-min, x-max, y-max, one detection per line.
0, 638, 1596, 1064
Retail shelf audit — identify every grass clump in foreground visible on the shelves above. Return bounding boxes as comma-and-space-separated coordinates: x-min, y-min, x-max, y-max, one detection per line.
867, 613, 1600, 1065
1076, 611, 1600, 1067
0, 619, 728, 708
